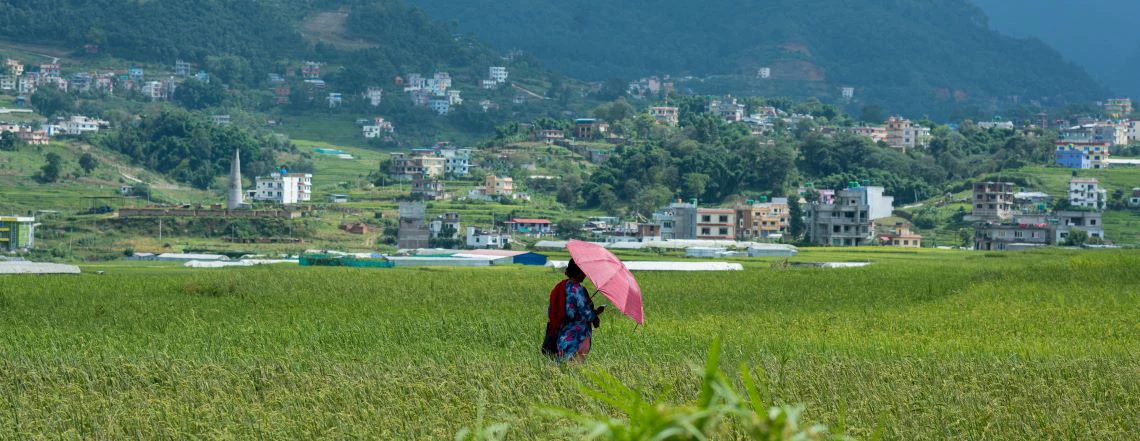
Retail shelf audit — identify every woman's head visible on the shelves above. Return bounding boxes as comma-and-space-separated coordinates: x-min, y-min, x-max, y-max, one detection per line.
565, 259, 586, 282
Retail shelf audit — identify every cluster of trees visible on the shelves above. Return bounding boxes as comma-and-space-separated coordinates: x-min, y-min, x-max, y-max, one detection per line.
541, 97, 1056, 216
91, 110, 282, 189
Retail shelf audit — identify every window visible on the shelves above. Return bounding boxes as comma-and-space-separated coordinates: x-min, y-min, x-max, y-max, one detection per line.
701, 215, 711, 222
719, 215, 729, 223
833, 226, 841, 233
701, 228, 711, 235
1014, 231, 1024, 238
719, 228, 728, 235
1090, 219, 1097, 226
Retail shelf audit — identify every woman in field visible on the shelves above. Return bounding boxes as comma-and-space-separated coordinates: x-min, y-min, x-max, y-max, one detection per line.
543, 259, 604, 362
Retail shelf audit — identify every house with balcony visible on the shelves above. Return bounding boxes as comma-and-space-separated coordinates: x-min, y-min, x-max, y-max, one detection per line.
251, 171, 312, 205
1069, 178, 1107, 211
804, 185, 894, 246
882, 222, 922, 248
885, 116, 930, 152
734, 198, 789, 240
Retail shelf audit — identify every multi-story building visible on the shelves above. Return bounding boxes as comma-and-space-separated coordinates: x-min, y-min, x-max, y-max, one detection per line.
0, 76, 15, 91
398, 202, 429, 249
708, 97, 745, 122
885, 116, 930, 152
1069, 178, 1107, 211
4, 58, 24, 77
574, 118, 609, 139
696, 208, 736, 240
390, 152, 446, 180
1104, 98, 1132, 119
971, 181, 1016, 221
883, 222, 922, 248
649, 106, 679, 126
653, 202, 698, 240
251, 172, 312, 205
429, 212, 461, 239
0, 215, 35, 252
1055, 144, 1110, 169
489, 66, 508, 84
56, 116, 107, 136
849, 125, 888, 143
438, 148, 470, 176
411, 175, 448, 200
735, 198, 789, 240
484, 175, 514, 196
175, 60, 192, 77
1060, 123, 1127, 146
364, 87, 383, 106
804, 186, 894, 246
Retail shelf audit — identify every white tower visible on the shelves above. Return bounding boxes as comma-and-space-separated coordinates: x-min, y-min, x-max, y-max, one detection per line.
227, 149, 243, 210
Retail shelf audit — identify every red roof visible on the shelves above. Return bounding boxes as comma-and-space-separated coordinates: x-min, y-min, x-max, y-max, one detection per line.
508, 218, 551, 224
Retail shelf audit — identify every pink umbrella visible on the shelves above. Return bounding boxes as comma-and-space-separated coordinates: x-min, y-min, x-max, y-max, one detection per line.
567, 239, 644, 325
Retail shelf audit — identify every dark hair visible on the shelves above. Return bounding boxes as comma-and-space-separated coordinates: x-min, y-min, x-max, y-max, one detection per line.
565, 258, 585, 280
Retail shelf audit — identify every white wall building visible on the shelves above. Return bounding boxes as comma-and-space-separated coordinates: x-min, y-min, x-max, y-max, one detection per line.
0, 76, 15, 91
1069, 178, 1107, 211
466, 226, 507, 249
363, 117, 395, 138
251, 172, 312, 205
439, 148, 471, 176
57, 116, 107, 136
489, 66, 508, 84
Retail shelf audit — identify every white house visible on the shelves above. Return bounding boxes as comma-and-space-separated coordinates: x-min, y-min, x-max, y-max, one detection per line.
58, 116, 107, 136
489, 66, 508, 84
364, 87, 383, 106
363, 117, 395, 138
507, 218, 553, 236
142, 81, 163, 100
327, 92, 343, 108
466, 226, 508, 249
0, 76, 15, 91
1129, 188, 1140, 208
438, 148, 471, 176
1069, 178, 1107, 211
758, 67, 771, 79
251, 172, 312, 205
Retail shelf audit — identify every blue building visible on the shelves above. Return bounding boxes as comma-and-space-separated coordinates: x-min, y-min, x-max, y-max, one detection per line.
1055, 146, 1090, 169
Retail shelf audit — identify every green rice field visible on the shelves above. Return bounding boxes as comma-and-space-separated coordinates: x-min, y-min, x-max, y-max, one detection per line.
0, 249, 1137, 439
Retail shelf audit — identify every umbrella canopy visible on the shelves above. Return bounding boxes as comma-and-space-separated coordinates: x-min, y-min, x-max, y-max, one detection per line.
566, 240, 644, 325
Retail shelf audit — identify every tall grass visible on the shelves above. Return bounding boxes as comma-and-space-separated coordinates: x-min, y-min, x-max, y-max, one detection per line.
0, 249, 1137, 438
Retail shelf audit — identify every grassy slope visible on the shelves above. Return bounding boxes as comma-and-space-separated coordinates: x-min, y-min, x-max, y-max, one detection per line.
0, 249, 1136, 438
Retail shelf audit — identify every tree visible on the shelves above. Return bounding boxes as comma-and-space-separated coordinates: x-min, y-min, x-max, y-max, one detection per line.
787, 197, 805, 241
860, 104, 885, 123
39, 152, 63, 183
958, 228, 973, 249
79, 152, 98, 175
1063, 229, 1089, 247
31, 87, 75, 119
0, 131, 19, 151
172, 78, 226, 109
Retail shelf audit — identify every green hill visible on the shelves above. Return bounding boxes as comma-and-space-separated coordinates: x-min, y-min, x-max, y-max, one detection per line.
404, 0, 1109, 117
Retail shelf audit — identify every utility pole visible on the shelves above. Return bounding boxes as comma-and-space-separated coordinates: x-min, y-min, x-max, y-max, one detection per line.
159, 219, 163, 241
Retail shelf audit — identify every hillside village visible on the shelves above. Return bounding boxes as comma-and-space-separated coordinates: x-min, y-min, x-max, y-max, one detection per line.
2, 50, 1140, 263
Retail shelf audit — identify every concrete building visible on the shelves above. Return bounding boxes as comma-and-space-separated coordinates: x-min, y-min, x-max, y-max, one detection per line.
1054, 211, 1105, 243
489, 66, 508, 84
1060, 123, 1127, 147
484, 175, 514, 196
696, 209, 736, 240
804, 186, 893, 246
364, 87, 383, 106
390, 152, 446, 180
708, 97, 745, 122
1055, 144, 1110, 169
227, 149, 243, 210
0, 216, 35, 252
974, 222, 1051, 251
885, 116, 930, 152
429, 212, 461, 240
466, 226, 508, 249
653, 201, 699, 240
882, 222, 922, 248
363, 117, 395, 138
649, 106, 680, 126
1104, 98, 1132, 119
252, 172, 312, 205
1130, 188, 1140, 208
411, 175, 448, 200
735, 198, 789, 240
439, 148, 471, 176
574, 118, 609, 139
972, 181, 1015, 221
398, 202, 430, 249
1069, 178, 1107, 211
849, 126, 888, 143
57, 116, 106, 136
507, 218, 552, 236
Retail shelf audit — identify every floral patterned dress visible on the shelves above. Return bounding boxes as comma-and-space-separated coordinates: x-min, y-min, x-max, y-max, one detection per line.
556, 280, 597, 361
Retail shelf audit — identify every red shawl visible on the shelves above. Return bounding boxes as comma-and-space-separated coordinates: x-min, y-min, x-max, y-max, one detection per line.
546, 279, 569, 335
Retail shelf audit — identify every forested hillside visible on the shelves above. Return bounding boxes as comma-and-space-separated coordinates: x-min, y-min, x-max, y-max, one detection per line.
406, 0, 1109, 116
0, 0, 508, 88
972, 0, 1140, 99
